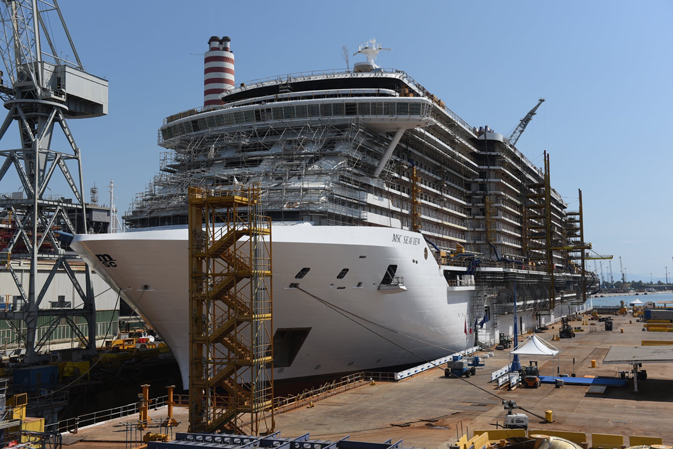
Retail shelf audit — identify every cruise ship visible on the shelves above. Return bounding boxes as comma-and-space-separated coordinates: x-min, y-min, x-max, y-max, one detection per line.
72, 38, 594, 390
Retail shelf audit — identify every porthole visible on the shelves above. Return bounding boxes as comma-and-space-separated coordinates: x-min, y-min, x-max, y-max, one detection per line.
424, 247, 428, 260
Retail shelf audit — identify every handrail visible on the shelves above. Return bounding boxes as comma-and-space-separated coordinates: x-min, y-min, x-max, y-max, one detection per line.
45, 394, 169, 434
44, 370, 402, 432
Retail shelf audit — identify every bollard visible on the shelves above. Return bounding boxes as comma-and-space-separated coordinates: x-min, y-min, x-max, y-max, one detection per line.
163, 385, 178, 427
591, 359, 596, 368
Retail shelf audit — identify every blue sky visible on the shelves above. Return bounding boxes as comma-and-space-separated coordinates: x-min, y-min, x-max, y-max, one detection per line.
2, 1, 672, 282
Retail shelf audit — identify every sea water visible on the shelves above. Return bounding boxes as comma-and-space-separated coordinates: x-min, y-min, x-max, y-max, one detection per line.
590, 291, 673, 308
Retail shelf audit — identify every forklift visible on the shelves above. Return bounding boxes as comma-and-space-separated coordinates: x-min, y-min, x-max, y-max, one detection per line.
559, 317, 575, 339
520, 361, 540, 388
496, 333, 512, 350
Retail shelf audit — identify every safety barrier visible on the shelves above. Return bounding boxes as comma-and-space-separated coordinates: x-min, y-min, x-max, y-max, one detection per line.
628, 435, 663, 445
45, 394, 170, 434
273, 372, 367, 413
394, 346, 479, 380
473, 429, 526, 439
590, 433, 623, 449
528, 430, 586, 444
491, 365, 510, 382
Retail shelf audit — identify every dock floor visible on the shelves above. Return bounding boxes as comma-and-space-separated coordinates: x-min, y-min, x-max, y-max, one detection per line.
64, 314, 673, 448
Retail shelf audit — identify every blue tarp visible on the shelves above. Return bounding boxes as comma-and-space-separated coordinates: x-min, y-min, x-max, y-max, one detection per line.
538, 376, 627, 387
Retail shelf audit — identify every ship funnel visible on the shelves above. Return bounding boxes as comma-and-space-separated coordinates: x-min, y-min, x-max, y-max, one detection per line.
204, 35, 235, 108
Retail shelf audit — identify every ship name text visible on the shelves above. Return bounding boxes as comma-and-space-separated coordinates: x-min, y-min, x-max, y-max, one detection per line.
392, 234, 421, 245
96, 254, 117, 268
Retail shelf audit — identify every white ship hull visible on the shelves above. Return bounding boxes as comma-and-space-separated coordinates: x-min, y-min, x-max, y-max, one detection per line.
72, 224, 475, 389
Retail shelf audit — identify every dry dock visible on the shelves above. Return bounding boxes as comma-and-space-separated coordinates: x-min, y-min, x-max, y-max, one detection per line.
64, 313, 673, 448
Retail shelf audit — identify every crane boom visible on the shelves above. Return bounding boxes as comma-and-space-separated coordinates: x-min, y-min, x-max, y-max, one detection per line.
509, 98, 545, 146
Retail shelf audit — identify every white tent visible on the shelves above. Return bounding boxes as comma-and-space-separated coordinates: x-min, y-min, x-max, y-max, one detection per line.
511, 335, 560, 380
630, 299, 643, 306
512, 335, 559, 356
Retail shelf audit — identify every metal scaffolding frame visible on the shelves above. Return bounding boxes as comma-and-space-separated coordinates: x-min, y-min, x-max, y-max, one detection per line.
188, 184, 274, 435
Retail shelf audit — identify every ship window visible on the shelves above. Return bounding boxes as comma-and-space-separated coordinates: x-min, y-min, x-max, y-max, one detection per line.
295, 267, 311, 279
283, 106, 294, 119
337, 286, 346, 290
295, 105, 308, 118
309, 104, 320, 117
273, 107, 283, 120
409, 103, 421, 115
272, 328, 311, 368
384, 103, 395, 115
381, 265, 397, 285
356, 282, 363, 288
332, 103, 344, 115
345, 103, 357, 115
336, 268, 349, 279
321, 104, 332, 117
357, 103, 370, 115
289, 283, 299, 289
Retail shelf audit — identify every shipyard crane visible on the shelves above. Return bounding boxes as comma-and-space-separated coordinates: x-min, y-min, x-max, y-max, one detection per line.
609, 259, 614, 284
620, 256, 626, 283
509, 98, 545, 146
0, 0, 108, 363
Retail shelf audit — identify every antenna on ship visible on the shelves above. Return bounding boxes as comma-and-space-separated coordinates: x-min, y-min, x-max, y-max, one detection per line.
353, 38, 391, 72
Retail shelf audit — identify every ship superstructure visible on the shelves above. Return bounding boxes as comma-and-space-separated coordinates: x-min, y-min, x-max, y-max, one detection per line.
125, 38, 588, 293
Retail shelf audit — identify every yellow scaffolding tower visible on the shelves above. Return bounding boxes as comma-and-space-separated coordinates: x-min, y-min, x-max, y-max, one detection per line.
188, 184, 274, 435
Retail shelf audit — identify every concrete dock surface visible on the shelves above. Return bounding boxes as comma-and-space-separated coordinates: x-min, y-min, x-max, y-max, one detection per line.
64, 313, 673, 448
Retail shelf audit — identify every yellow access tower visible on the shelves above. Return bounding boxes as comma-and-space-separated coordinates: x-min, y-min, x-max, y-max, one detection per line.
188, 184, 274, 435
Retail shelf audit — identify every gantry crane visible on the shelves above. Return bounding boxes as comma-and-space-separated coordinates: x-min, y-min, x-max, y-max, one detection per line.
0, 1, 108, 363
509, 98, 545, 146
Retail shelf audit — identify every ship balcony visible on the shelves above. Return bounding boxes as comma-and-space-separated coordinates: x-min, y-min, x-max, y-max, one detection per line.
160, 97, 434, 143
